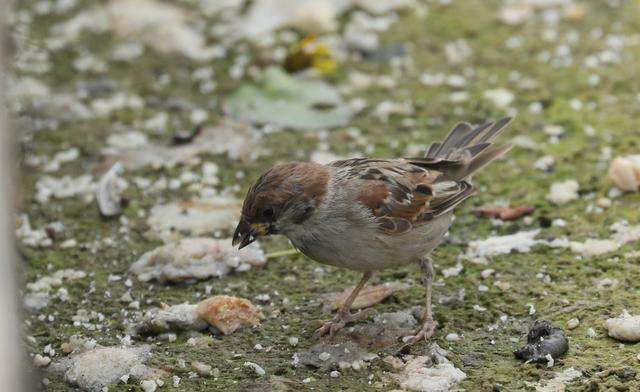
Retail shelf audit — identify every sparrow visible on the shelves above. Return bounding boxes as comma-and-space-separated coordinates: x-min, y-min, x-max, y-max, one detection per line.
233, 118, 513, 343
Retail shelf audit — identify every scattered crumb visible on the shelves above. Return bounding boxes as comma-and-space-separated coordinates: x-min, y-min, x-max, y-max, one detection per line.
197, 295, 265, 335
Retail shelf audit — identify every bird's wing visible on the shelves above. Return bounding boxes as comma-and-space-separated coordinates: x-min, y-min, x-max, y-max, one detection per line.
331, 158, 474, 235
329, 118, 514, 235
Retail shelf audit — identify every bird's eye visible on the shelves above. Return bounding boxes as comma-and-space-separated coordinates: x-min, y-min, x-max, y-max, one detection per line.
262, 206, 275, 219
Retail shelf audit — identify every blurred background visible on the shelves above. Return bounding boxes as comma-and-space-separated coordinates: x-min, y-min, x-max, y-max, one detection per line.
5, 0, 640, 390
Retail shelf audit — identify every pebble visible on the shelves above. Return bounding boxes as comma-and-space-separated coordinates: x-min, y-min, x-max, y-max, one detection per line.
445, 333, 461, 342
587, 327, 597, 338
140, 380, 157, 392
581, 239, 619, 258
605, 310, 640, 342
319, 352, 331, 361
608, 155, 640, 192
473, 305, 487, 312
596, 197, 612, 208
33, 354, 51, 367
244, 361, 266, 376
330, 371, 340, 378
547, 180, 579, 205
191, 361, 213, 377
543, 124, 565, 137
480, 269, 495, 279
288, 336, 299, 347
552, 219, 566, 227
567, 318, 580, 330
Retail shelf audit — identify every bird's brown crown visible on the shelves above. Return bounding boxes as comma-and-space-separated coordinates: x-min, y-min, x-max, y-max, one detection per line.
241, 162, 329, 224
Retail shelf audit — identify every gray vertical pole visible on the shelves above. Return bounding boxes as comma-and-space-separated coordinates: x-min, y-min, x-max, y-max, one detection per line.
0, 0, 23, 390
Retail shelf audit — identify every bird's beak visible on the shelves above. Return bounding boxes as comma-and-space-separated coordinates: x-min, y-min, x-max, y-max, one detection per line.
232, 220, 269, 249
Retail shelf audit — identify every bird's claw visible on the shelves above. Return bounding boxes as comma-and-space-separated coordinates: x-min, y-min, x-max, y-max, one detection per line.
312, 319, 346, 339
312, 308, 374, 339
402, 319, 438, 346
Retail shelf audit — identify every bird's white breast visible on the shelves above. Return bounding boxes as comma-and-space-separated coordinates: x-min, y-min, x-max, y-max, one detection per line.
281, 173, 454, 272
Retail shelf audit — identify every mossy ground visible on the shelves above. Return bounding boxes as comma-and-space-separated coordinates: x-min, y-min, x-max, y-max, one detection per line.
13, 0, 640, 391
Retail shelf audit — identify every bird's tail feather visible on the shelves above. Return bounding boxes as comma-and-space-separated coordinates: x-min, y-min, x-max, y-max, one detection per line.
424, 117, 513, 180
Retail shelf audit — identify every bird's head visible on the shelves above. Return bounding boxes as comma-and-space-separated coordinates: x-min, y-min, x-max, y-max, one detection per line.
232, 162, 329, 249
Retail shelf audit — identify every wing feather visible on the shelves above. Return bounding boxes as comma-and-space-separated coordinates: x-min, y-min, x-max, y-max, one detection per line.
333, 159, 472, 235
330, 117, 512, 235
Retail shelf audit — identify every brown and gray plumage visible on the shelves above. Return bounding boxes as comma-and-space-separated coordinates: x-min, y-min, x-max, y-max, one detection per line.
233, 118, 513, 342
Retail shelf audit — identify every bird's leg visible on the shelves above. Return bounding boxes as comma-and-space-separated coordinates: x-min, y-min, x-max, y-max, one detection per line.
404, 257, 438, 345
313, 271, 373, 338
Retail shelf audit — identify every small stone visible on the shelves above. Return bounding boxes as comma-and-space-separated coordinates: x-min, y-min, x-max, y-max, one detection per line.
596, 197, 612, 208
120, 292, 133, 303
552, 219, 566, 227
61, 343, 73, 354
330, 371, 340, 378
580, 239, 620, 258
608, 155, 640, 192
33, 354, 51, 367
318, 352, 331, 361
543, 124, 565, 137
140, 380, 157, 392
288, 336, 299, 347
243, 361, 265, 376
191, 361, 212, 377
480, 269, 495, 279
483, 88, 514, 108
351, 360, 364, 371
605, 310, 640, 342
547, 180, 579, 205
533, 155, 555, 171
445, 333, 461, 342
567, 318, 580, 330
338, 361, 351, 370
587, 328, 597, 338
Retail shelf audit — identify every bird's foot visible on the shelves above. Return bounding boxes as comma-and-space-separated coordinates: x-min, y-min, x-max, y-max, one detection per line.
402, 319, 438, 345
312, 308, 374, 339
